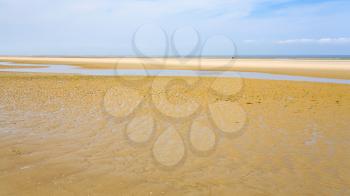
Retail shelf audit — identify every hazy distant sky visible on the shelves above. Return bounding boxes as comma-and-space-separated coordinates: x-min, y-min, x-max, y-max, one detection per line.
0, 0, 349, 56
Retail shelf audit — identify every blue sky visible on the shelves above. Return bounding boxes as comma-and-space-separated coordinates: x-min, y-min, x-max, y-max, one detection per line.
0, 0, 349, 56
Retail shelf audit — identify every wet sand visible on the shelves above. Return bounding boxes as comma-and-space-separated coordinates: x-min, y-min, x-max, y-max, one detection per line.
0, 64, 49, 69
0, 57, 350, 79
0, 71, 349, 195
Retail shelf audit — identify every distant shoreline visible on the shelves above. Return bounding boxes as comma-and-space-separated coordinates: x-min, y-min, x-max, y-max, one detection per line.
1, 56, 350, 79
1, 55, 350, 60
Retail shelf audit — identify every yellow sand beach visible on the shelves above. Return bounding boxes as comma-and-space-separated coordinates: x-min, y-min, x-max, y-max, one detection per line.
0, 57, 350, 79
0, 58, 350, 195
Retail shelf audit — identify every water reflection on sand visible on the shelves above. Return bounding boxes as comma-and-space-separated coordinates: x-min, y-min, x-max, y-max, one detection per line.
1, 61, 350, 84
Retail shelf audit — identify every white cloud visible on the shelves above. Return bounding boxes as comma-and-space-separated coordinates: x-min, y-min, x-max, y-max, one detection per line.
243, 40, 258, 43
276, 37, 350, 44
1, 0, 350, 55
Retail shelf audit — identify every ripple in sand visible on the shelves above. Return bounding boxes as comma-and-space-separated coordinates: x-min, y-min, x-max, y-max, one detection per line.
151, 77, 199, 118
211, 76, 242, 96
126, 114, 154, 143
153, 125, 185, 167
209, 101, 246, 134
190, 115, 216, 152
104, 86, 143, 118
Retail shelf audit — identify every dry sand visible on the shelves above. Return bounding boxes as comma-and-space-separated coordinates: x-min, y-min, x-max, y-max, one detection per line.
0, 71, 349, 195
0, 56, 350, 79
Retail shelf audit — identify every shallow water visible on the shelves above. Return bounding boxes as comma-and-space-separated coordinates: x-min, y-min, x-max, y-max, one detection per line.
1, 61, 350, 84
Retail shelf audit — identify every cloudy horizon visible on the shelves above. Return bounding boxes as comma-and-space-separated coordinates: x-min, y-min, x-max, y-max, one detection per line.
1, 0, 350, 56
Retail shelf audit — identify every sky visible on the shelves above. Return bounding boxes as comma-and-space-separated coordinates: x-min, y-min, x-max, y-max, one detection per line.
0, 0, 350, 56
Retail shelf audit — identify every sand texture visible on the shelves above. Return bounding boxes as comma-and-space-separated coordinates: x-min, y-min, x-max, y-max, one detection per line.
0, 72, 349, 195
